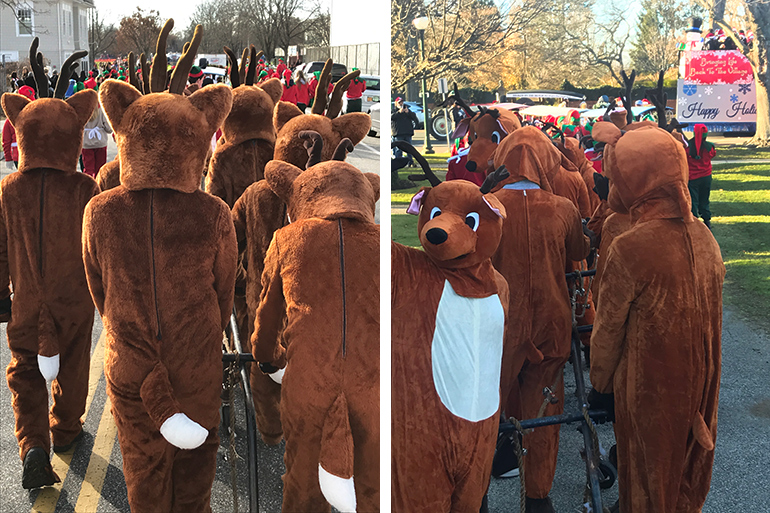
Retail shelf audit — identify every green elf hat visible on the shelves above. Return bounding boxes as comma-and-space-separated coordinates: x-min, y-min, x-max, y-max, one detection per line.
313, 71, 321, 80
258, 70, 268, 80
189, 65, 204, 80
352, 68, 362, 84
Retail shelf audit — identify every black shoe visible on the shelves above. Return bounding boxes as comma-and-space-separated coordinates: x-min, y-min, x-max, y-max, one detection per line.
492, 433, 520, 478
53, 427, 84, 453
608, 499, 620, 513
704, 219, 712, 230
525, 496, 556, 513
22, 447, 60, 489
479, 494, 489, 513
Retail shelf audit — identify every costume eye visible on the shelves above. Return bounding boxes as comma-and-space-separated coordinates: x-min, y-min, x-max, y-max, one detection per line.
465, 212, 479, 231
430, 207, 442, 219
491, 131, 501, 144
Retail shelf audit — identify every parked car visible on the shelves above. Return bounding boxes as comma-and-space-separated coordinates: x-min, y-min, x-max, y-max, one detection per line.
342, 75, 380, 113
368, 102, 380, 137
299, 61, 348, 83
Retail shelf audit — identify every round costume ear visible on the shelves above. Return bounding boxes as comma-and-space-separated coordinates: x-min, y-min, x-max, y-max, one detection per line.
331, 113, 370, 145
1, 92, 31, 127
406, 187, 431, 215
591, 121, 623, 147
260, 78, 284, 105
65, 89, 98, 129
99, 79, 143, 133
265, 160, 303, 203
363, 172, 380, 202
188, 83, 233, 133
274, 101, 303, 133
482, 193, 506, 219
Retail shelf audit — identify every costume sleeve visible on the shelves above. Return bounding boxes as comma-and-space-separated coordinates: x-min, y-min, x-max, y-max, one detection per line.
565, 204, 590, 262
232, 193, 248, 255
0, 186, 10, 301
252, 233, 287, 367
589, 243, 635, 393
214, 204, 238, 330
100, 109, 113, 135
82, 201, 105, 314
2, 120, 13, 162
576, 179, 592, 219
205, 153, 227, 203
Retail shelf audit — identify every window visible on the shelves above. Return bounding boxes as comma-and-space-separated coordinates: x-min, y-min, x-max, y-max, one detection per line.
62, 4, 73, 38
80, 13, 88, 46
16, 3, 33, 37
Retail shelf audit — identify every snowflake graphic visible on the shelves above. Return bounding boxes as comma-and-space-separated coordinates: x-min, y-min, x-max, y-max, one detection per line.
683, 84, 698, 96
730, 94, 739, 103
739, 83, 752, 95
704, 86, 714, 95
678, 97, 688, 105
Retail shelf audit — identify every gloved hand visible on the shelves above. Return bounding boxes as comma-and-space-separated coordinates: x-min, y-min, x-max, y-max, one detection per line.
593, 172, 609, 201
0, 295, 11, 322
587, 388, 615, 423
5, 161, 15, 170
582, 220, 596, 250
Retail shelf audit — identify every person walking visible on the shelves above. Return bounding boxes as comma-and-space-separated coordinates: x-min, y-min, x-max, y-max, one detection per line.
345, 68, 366, 113
2, 85, 35, 173
81, 104, 112, 179
294, 69, 309, 112
391, 97, 418, 166
687, 123, 716, 229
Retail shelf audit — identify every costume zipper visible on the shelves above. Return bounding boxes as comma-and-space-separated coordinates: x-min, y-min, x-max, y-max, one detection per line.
338, 218, 347, 358
150, 190, 162, 340
38, 170, 46, 277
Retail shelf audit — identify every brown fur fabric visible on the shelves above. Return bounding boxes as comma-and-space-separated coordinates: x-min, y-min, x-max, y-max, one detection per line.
83, 79, 237, 511
392, 180, 509, 511
0, 90, 99, 460
490, 127, 590, 499
96, 159, 121, 192
464, 109, 521, 174
251, 159, 379, 512
560, 137, 601, 214
590, 122, 725, 512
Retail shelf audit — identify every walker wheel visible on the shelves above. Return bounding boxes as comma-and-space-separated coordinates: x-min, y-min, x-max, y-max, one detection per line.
598, 458, 617, 489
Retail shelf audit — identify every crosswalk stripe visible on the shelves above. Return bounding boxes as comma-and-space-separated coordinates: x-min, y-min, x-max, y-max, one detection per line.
31, 330, 106, 513
73, 396, 117, 513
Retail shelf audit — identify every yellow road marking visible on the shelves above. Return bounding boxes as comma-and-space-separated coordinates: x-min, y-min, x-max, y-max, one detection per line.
31, 330, 107, 513
73, 396, 117, 513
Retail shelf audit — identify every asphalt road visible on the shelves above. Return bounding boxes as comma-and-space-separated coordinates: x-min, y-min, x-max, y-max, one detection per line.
0, 132, 379, 512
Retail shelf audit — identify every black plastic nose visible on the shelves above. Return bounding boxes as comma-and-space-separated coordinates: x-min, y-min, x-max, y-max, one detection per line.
425, 228, 448, 245
465, 160, 477, 172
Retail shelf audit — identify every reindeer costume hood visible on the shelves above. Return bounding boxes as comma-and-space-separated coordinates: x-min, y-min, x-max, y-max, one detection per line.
82, 22, 238, 511
252, 136, 380, 512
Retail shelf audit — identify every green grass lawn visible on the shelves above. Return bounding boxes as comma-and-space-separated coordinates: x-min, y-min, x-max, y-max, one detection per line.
391, 158, 770, 330
713, 145, 770, 160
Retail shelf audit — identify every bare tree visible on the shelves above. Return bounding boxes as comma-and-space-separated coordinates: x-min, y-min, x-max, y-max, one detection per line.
89, 10, 118, 61
391, 0, 545, 91
115, 7, 162, 58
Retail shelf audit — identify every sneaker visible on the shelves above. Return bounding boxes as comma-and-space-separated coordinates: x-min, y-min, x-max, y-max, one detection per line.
525, 496, 556, 513
22, 447, 60, 489
53, 427, 84, 453
492, 433, 520, 478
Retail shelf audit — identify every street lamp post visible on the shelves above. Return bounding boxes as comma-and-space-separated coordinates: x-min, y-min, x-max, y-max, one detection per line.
413, 16, 433, 154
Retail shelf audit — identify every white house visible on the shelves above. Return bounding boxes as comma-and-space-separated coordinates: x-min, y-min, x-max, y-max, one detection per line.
1, 1, 93, 76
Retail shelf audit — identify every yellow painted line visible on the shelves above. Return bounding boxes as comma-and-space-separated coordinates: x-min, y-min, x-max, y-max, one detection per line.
31, 331, 107, 513
73, 396, 117, 513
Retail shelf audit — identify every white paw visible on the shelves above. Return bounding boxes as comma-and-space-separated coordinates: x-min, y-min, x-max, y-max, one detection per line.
159, 413, 208, 450
38, 354, 59, 381
269, 367, 285, 385
318, 464, 356, 512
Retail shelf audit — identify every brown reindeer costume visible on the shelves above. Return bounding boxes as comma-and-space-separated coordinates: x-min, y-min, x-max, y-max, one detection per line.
231, 60, 370, 445
251, 137, 380, 512
489, 127, 590, 513
589, 121, 724, 513
0, 41, 98, 489
82, 22, 237, 512
392, 164, 510, 512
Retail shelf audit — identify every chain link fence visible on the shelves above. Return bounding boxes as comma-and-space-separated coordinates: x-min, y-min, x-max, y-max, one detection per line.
303, 43, 380, 76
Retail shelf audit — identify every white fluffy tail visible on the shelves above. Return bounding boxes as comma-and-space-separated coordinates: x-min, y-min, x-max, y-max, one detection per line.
318, 464, 356, 512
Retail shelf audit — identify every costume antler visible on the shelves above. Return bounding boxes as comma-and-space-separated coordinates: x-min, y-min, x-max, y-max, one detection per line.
150, 19, 174, 93
436, 83, 475, 117
541, 121, 565, 145
299, 130, 323, 169
28, 38, 49, 98
54, 50, 87, 99
128, 52, 141, 91
140, 53, 150, 95
311, 60, 333, 115
620, 70, 636, 126
645, 70, 669, 130
223, 46, 241, 88
332, 139, 354, 161
327, 69, 360, 119
480, 165, 510, 194
601, 99, 617, 122
239, 47, 249, 85
391, 141, 442, 186
168, 25, 202, 95
245, 46, 263, 86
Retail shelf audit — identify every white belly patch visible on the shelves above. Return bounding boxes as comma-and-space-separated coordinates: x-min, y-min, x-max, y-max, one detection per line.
431, 280, 505, 422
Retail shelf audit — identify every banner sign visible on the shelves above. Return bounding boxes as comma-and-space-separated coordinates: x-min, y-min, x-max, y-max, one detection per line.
676, 80, 756, 123
683, 50, 753, 85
